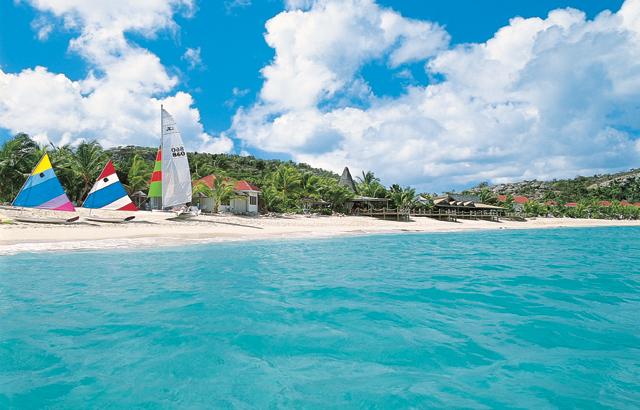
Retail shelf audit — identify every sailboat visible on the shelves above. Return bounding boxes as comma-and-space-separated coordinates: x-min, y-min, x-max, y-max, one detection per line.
148, 105, 196, 219
82, 160, 137, 223
12, 153, 79, 224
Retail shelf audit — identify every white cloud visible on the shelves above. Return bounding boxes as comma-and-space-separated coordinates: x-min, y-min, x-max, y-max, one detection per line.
231, 0, 640, 191
0, 0, 233, 154
182, 47, 205, 71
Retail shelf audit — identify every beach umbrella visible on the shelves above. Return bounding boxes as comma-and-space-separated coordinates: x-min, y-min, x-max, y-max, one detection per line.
193, 192, 209, 198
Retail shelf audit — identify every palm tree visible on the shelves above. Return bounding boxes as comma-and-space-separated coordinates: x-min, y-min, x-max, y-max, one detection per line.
193, 176, 241, 213
125, 154, 153, 194
300, 172, 319, 198
67, 140, 106, 202
356, 171, 379, 185
259, 186, 279, 212
390, 186, 416, 208
0, 133, 38, 202
326, 185, 356, 210
479, 188, 494, 204
271, 164, 301, 205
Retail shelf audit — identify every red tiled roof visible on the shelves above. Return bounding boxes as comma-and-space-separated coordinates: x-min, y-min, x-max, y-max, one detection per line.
621, 201, 631, 206
193, 174, 261, 192
545, 201, 557, 205
492, 195, 529, 204
634, 203, 640, 207
599, 201, 611, 207
565, 202, 578, 207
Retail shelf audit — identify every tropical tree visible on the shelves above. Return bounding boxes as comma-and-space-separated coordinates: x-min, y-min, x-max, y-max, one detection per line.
65, 140, 107, 202
259, 186, 280, 212
479, 188, 494, 204
0, 133, 39, 202
356, 170, 379, 185
271, 164, 301, 205
125, 154, 153, 194
390, 186, 416, 208
326, 185, 356, 211
300, 172, 320, 198
193, 176, 241, 213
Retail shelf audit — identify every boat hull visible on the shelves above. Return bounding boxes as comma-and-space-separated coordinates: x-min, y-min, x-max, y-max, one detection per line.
84, 216, 135, 223
14, 216, 79, 224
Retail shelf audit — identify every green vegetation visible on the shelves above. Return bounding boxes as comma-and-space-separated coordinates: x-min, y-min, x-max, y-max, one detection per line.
2, 133, 638, 218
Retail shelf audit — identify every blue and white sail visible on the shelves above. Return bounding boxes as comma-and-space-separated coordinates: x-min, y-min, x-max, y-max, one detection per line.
83, 160, 137, 211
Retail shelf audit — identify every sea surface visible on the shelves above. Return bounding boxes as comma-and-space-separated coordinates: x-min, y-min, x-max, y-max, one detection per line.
1, 227, 639, 409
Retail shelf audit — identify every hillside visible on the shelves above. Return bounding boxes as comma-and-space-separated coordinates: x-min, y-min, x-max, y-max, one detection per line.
105, 145, 340, 187
463, 169, 640, 203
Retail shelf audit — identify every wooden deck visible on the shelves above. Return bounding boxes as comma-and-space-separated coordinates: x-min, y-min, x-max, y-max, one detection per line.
353, 208, 520, 222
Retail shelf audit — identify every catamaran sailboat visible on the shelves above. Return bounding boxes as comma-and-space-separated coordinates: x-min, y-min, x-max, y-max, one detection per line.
82, 160, 137, 223
12, 153, 79, 224
148, 105, 197, 219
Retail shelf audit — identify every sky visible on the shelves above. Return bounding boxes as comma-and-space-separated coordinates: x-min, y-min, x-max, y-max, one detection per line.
0, 0, 637, 192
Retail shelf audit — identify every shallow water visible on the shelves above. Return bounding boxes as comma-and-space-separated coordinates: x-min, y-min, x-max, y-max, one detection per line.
1, 227, 640, 409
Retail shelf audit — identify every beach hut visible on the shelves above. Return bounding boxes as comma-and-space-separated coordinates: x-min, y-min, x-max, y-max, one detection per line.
338, 167, 359, 194
192, 174, 261, 213
130, 190, 148, 209
337, 166, 390, 212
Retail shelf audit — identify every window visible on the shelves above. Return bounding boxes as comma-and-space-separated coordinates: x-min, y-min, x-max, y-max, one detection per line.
250, 196, 257, 205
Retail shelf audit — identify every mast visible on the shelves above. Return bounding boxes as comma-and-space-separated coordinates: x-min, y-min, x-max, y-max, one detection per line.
160, 104, 164, 209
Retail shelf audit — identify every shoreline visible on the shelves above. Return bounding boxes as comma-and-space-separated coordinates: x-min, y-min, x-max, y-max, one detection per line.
2, 205, 639, 255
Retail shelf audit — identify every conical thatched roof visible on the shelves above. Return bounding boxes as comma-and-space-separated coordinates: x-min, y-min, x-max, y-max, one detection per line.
338, 167, 358, 194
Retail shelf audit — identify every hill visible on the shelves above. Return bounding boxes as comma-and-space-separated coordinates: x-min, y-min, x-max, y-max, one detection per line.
105, 145, 340, 187
463, 169, 640, 203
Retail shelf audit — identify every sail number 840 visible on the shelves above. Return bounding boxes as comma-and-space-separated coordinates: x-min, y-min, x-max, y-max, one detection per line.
172, 147, 186, 157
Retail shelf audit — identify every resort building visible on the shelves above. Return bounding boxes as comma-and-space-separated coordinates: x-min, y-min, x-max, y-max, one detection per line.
493, 195, 530, 212
338, 167, 390, 211
192, 174, 261, 213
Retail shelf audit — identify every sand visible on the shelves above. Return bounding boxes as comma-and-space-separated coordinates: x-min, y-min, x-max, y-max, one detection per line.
1, 204, 639, 254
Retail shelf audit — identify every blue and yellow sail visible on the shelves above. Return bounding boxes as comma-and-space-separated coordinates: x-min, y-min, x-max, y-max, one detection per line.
13, 153, 75, 211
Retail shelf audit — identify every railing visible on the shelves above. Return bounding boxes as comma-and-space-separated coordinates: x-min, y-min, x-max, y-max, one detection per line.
353, 208, 521, 222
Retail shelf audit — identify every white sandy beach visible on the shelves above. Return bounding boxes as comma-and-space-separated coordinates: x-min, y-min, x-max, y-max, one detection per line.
1, 204, 639, 254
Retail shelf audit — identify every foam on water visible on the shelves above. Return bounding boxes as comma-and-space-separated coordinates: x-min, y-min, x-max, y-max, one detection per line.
1, 227, 639, 409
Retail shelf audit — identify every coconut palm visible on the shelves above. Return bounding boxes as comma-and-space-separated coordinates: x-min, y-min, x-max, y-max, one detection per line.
69, 140, 107, 202
271, 164, 301, 205
390, 186, 416, 208
479, 188, 494, 204
125, 154, 153, 194
193, 176, 241, 213
356, 171, 379, 185
0, 133, 39, 202
300, 172, 320, 198
259, 186, 279, 212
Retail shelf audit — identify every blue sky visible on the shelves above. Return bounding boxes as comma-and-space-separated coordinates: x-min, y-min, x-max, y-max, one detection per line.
0, 0, 636, 192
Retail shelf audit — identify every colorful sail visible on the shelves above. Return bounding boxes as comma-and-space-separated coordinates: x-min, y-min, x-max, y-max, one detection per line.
83, 160, 137, 211
161, 108, 192, 208
148, 149, 162, 198
13, 153, 75, 211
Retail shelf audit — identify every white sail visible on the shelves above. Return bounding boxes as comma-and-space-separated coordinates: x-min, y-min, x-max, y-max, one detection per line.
161, 108, 192, 208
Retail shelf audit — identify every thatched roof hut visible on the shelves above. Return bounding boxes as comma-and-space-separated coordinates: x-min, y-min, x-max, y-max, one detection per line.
338, 167, 358, 194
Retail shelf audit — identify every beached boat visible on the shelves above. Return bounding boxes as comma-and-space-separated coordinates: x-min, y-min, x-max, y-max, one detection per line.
148, 105, 196, 219
82, 160, 137, 223
12, 153, 78, 224
0, 216, 15, 224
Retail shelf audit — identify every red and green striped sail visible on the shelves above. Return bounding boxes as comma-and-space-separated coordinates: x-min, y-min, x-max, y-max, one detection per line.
149, 149, 162, 198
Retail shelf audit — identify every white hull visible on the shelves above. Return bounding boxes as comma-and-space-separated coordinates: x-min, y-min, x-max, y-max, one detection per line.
173, 211, 196, 220
84, 215, 135, 223
15, 216, 79, 224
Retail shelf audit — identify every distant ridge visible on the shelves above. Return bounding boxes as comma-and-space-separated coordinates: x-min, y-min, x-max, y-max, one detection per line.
464, 168, 640, 203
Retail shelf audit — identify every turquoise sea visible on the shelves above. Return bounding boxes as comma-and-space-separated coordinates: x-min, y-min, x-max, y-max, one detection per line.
1, 227, 640, 409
